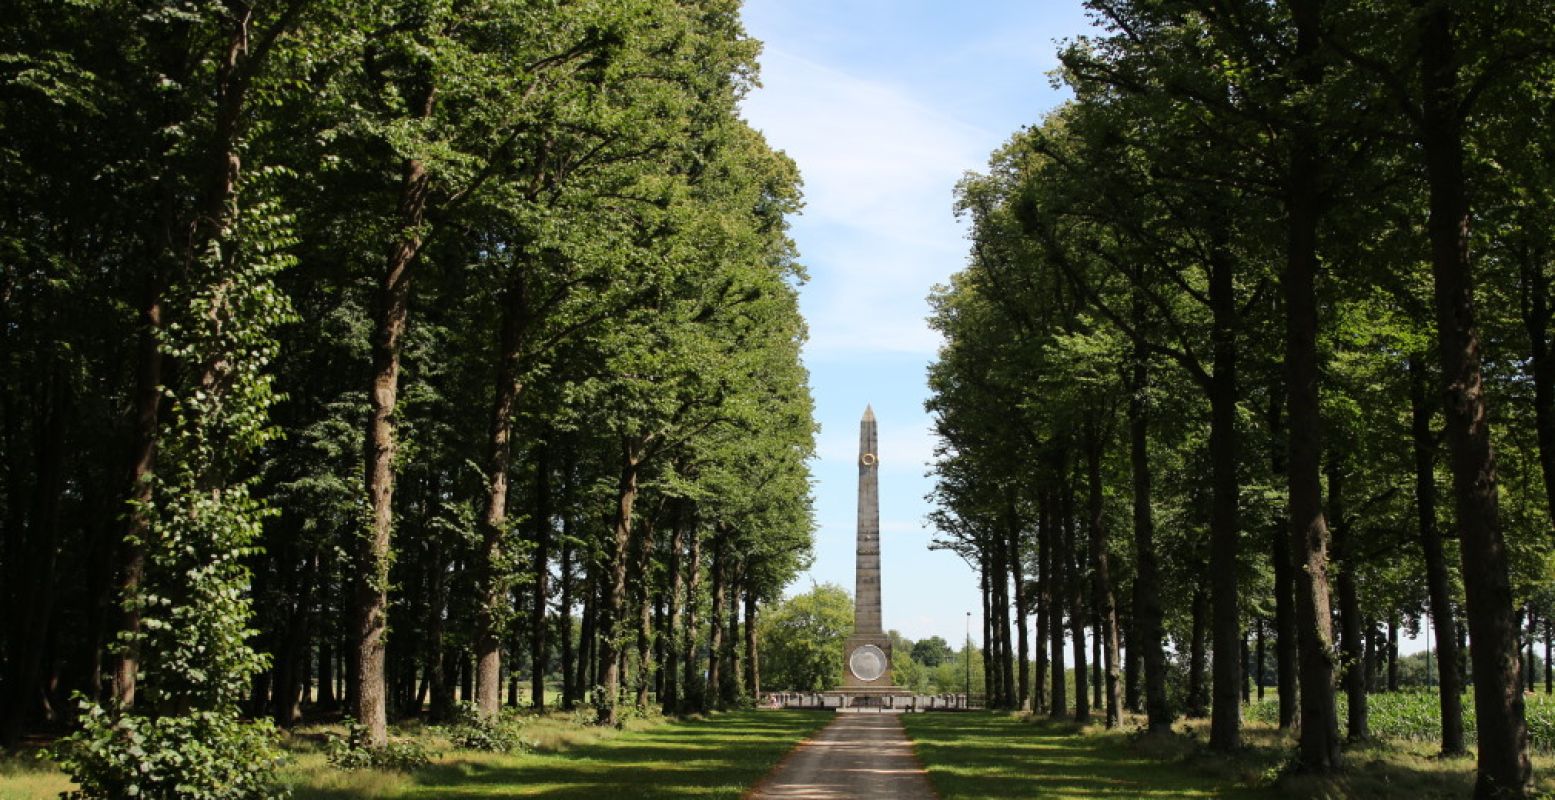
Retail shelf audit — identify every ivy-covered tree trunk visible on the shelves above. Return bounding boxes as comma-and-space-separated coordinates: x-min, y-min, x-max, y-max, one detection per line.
1416, 5, 1532, 794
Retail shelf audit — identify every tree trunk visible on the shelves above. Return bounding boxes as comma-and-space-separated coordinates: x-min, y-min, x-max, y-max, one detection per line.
1048, 486, 1067, 718
681, 523, 702, 713
981, 561, 994, 703
112, 269, 163, 710
1544, 618, 1551, 694
0, 372, 66, 744
1388, 617, 1400, 692
1188, 585, 1208, 718
357, 152, 432, 746
1410, 354, 1467, 754
1416, 4, 1531, 793
473, 270, 531, 720
576, 574, 594, 704
597, 440, 641, 725
1256, 617, 1266, 702
531, 444, 552, 709
1086, 416, 1122, 728
1207, 244, 1241, 752
706, 531, 725, 712
744, 589, 759, 700
1129, 319, 1171, 731
1328, 460, 1367, 742
995, 536, 1015, 709
662, 504, 686, 714
1283, 0, 1341, 768
721, 576, 740, 705
1034, 490, 1051, 715
1267, 391, 1299, 730
1065, 478, 1089, 723
1009, 493, 1029, 711
559, 526, 576, 710
634, 511, 657, 710
1517, 244, 1555, 537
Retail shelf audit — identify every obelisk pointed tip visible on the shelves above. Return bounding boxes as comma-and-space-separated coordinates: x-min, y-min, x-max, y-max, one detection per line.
862, 404, 875, 421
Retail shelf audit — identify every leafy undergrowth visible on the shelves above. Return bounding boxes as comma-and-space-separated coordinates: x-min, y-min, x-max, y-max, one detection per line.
903, 710, 1555, 800
1249, 690, 1555, 753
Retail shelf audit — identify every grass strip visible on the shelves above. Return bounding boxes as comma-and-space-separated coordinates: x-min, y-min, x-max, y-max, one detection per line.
290, 709, 831, 800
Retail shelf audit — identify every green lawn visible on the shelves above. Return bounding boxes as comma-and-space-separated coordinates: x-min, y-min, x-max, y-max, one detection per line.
902, 712, 1271, 799
902, 710, 1555, 800
0, 710, 830, 800
299, 710, 827, 800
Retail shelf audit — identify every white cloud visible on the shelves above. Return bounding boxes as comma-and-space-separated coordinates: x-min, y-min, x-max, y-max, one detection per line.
741, 48, 987, 357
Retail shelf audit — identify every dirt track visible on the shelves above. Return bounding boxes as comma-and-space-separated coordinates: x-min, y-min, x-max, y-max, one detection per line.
746, 713, 938, 799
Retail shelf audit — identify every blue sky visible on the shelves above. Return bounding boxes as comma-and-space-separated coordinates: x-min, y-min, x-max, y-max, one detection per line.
737, 1, 1096, 647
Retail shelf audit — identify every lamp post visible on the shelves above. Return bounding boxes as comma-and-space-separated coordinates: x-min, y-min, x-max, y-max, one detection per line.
965, 611, 972, 702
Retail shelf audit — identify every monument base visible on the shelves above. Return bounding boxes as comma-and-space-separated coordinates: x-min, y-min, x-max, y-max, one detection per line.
766, 689, 973, 712
841, 633, 894, 689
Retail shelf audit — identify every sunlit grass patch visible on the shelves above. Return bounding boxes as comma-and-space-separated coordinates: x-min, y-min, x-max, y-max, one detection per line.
0, 751, 73, 800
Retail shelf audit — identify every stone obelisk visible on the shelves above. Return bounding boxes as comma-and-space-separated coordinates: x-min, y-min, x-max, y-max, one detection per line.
842, 405, 893, 689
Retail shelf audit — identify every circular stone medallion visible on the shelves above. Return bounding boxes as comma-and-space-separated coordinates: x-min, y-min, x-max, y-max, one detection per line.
849, 644, 887, 682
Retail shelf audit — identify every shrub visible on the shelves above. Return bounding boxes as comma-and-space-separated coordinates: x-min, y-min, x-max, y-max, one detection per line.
53, 704, 287, 800
437, 703, 534, 753
324, 720, 434, 771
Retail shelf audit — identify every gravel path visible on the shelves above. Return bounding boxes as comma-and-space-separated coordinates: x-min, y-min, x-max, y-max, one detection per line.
746, 713, 938, 799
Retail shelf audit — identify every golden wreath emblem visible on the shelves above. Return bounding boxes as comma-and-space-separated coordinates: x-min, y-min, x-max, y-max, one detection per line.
860, 453, 878, 466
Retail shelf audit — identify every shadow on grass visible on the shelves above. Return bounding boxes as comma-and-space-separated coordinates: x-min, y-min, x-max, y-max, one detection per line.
903, 712, 1555, 800
390, 711, 829, 800
903, 713, 1271, 799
